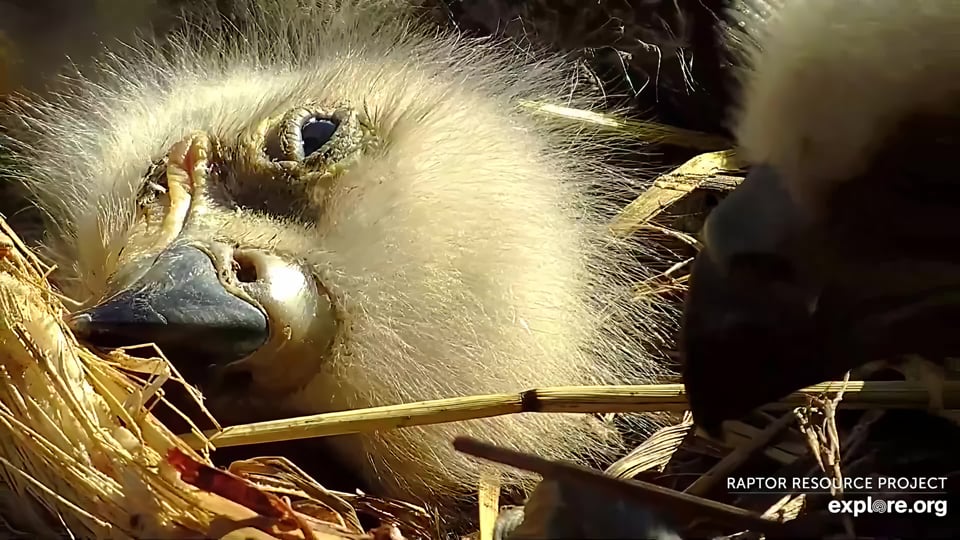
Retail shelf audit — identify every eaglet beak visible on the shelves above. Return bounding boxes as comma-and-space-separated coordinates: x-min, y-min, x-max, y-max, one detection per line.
681, 162, 960, 438
67, 243, 269, 370
679, 165, 831, 438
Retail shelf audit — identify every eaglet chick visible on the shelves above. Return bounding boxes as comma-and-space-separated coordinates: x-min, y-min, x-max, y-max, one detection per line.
680, 0, 960, 437
0, 0, 674, 511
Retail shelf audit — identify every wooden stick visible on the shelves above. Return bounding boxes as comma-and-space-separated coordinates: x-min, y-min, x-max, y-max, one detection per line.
685, 412, 798, 497
181, 381, 960, 449
453, 437, 788, 535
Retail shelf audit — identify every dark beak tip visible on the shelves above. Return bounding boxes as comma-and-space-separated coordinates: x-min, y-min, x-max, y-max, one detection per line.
63, 245, 269, 364
686, 395, 723, 436
65, 312, 93, 337
695, 422, 724, 441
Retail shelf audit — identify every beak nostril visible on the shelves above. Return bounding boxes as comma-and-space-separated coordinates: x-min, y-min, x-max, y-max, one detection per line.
233, 252, 259, 283
62, 245, 269, 366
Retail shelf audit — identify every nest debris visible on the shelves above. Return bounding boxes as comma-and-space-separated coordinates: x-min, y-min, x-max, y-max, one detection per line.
0, 217, 434, 540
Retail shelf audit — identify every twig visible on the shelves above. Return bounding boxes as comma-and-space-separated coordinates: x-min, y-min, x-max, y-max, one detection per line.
796, 372, 854, 537
453, 437, 788, 535
478, 470, 500, 540
606, 411, 694, 479
518, 101, 731, 151
685, 412, 797, 497
610, 150, 741, 237
180, 381, 960, 449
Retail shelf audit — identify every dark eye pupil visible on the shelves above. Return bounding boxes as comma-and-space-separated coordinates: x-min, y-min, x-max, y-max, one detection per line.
301, 116, 339, 158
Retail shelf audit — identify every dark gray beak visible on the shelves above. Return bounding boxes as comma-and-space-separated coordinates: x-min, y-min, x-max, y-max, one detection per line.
67, 244, 269, 375
681, 162, 960, 437
680, 166, 831, 437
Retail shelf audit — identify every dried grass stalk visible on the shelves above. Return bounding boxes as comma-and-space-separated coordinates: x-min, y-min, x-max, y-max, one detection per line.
188, 380, 960, 450
0, 219, 349, 539
0, 221, 212, 537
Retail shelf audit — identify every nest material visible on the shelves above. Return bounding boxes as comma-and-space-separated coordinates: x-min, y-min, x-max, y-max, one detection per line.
0, 219, 393, 539
0, 221, 197, 537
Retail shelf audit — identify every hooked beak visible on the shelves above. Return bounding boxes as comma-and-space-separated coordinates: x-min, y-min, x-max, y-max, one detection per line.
680, 166, 832, 437
682, 164, 960, 438
67, 244, 269, 374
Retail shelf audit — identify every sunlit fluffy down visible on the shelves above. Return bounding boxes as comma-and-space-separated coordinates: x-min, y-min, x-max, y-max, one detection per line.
730, 0, 960, 210
1, 0, 675, 510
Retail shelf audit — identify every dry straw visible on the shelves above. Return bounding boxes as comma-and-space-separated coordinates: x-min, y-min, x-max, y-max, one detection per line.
0, 219, 363, 539
0, 218, 212, 538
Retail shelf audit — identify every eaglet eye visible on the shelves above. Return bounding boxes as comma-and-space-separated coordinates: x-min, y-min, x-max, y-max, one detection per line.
300, 115, 339, 158
263, 107, 360, 166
